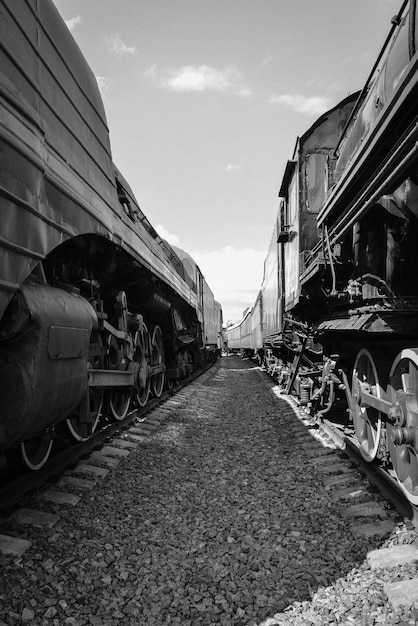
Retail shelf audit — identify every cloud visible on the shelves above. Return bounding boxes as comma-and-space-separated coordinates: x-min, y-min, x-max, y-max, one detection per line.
146, 64, 252, 96
236, 87, 253, 98
268, 93, 333, 117
144, 65, 158, 82
65, 16, 81, 32
105, 34, 138, 58
190, 246, 266, 324
306, 79, 342, 94
261, 55, 275, 67
166, 65, 239, 92
155, 227, 265, 323
155, 224, 180, 246
226, 163, 242, 172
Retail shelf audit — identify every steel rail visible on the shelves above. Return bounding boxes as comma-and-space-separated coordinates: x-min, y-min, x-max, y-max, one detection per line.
0, 361, 218, 512
322, 417, 418, 530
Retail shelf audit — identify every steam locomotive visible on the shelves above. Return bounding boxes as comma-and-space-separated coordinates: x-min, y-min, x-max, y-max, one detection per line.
226, 0, 418, 506
0, 0, 222, 470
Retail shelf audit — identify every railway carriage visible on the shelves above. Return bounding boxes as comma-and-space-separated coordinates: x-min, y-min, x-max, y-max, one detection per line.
214, 302, 224, 353
225, 321, 241, 353
0, 0, 221, 470
260, 219, 281, 349
227, 0, 418, 506
250, 292, 263, 360
172, 245, 223, 362
226, 308, 252, 355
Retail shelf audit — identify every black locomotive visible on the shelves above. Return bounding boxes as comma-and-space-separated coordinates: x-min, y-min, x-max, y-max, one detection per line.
0, 0, 222, 470
227, 0, 418, 506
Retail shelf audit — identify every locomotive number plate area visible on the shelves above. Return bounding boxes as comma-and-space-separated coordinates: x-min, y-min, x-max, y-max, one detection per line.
48, 326, 89, 359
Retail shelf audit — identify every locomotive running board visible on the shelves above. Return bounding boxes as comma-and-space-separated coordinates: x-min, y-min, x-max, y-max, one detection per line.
88, 363, 166, 387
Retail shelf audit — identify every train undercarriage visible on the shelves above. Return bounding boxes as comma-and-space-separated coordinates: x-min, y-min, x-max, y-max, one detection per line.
263, 315, 418, 506
0, 234, 208, 471
267, 163, 418, 506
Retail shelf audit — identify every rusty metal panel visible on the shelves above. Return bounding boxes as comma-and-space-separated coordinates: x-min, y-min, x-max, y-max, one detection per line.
48, 327, 90, 360
300, 95, 357, 216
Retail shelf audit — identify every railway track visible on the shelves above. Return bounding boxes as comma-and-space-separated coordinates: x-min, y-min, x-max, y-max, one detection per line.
276, 389, 418, 530
324, 420, 418, 529
256, 367, 418, 620
256, 362, 418, 532
1, 355, 417, 624
0, 363, 217, 517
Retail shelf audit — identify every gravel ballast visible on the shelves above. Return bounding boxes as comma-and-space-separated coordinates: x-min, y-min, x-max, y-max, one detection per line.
0, 355, 417, 625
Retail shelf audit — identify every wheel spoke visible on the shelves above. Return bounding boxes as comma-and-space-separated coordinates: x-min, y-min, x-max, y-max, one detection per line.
351, 349, 382, 462
151, 325, 165, 398
388, 348, 418, 505
108, 390, 131, 421
66, 385, 103, 440
20, 431, 54, 471
133, 323, 151, 407
64, 332, 104, 441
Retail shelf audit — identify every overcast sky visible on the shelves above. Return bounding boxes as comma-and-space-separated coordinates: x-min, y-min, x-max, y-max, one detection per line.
53, 0, 400, 323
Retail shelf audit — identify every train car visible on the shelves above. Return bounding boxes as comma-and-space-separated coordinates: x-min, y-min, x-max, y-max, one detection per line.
235, 0, 418, 506
225, 321, 241, 353
0, 0, 221, 470
248, 93, 358, 373
279, 93, 359, 320
250, 292, 263, 360
239, 307, 253, 355
171, 245, 223, 362
297, 0, 418, 505
260, 219, 281, 349
225, 308, 253, 355
214, 302, 224, 353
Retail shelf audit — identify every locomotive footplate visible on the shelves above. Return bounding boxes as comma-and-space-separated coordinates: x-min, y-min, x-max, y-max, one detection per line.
88, 363, 166, 387
317, 301, 418, 336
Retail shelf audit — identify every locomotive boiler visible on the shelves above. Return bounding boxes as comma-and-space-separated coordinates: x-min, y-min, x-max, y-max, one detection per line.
0, 0, 222, 470
226, 0, 418, 506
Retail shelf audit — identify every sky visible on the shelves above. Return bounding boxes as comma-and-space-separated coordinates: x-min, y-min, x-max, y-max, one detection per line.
52, 0, 401, 324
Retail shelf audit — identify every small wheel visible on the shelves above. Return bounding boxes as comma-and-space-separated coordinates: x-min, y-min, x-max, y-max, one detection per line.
108, 390, 131, 421
20, 430, 54, 471
351, 349, 384, 462
65, 378, 103, 440
151, 325, 165, 397
65, 396, 102, 441
65, 332, 104, 441
134, 324, 151, 407
104, 328, 131, 421
387, 349, 418, 505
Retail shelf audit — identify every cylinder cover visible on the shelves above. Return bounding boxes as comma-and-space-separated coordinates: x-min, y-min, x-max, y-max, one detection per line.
0, 282, 97, 449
